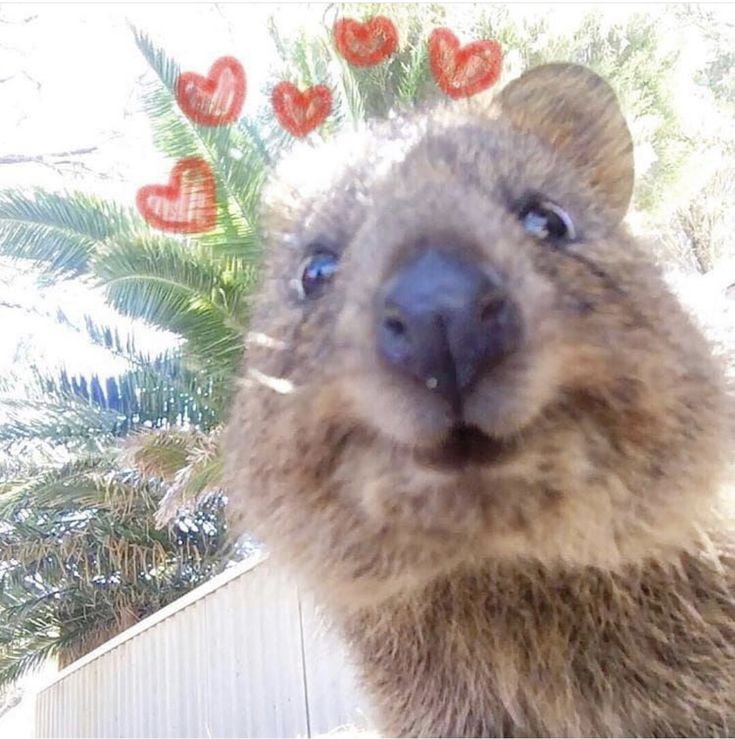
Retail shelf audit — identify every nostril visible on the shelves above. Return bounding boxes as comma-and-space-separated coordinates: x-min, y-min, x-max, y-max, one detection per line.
379, 309, 413, 366
479, 293, 508, 324
383, 314, 407, 337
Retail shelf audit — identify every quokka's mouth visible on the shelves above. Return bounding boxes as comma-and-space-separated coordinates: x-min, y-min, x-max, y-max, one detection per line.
416, 423, 515, 470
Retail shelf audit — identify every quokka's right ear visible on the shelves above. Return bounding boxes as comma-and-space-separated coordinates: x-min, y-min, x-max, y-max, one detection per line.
496, 63, 635, 223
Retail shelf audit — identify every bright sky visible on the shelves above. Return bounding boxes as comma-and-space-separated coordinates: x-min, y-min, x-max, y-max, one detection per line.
0, 4, 283, 198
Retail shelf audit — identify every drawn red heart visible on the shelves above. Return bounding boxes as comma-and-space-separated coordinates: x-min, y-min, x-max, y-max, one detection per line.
136, 157, 217, 234
272, 82, 332, 138
428, 28, 502, 99
334, 16, 398, 67
175, 56, 246, 127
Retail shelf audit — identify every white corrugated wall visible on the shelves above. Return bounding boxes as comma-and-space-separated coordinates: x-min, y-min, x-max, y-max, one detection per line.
34, 556, 371, 738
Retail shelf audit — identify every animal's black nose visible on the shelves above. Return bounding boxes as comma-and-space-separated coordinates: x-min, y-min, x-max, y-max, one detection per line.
377, 249, 521, 412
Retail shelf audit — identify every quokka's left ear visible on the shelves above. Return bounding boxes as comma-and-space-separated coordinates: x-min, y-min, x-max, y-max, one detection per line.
496, 63, 635, 223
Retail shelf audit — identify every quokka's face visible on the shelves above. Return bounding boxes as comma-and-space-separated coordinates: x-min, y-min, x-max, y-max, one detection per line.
226, 64, 730, 604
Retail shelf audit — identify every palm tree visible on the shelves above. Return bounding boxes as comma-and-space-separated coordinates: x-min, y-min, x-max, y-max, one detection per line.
0, 25, 272, 687
0, 460, 231, 680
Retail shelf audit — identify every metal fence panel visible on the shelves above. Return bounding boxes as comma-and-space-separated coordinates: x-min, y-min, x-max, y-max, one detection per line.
34, 557, 370, 738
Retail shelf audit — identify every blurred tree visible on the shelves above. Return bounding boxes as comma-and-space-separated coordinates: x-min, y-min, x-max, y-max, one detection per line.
0, 465, 231, 683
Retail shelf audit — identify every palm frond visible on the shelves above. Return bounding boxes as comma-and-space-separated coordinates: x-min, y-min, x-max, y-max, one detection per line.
0, 456, 115, 516
122, 428, 225, 526
0, 394, 124, 448
0, 467, 230, 690
122, 429, 197, 480
57, 309, 181, 369
0, 190, 137, 278
132, 28, 272, 241
93, 233, 251, 378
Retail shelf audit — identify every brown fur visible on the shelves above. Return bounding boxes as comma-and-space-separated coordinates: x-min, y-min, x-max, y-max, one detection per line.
225, 64, 735, 736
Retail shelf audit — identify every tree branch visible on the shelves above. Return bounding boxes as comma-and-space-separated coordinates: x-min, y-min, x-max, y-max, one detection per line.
0, 146, 98, 166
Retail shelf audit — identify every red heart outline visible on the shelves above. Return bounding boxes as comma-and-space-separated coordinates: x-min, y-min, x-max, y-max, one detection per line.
334, 16, 398, 68
136, 157, 217, 234
429, 28, 502, 99
272, 82, 332, 138
175, 56, 246, 127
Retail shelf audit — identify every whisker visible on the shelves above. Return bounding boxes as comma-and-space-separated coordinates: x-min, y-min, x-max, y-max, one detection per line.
245, 331, 288, 350
246, 367, 296, 395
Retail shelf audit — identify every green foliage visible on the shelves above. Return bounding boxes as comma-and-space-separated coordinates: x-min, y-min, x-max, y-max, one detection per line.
679, 5, 735, 111
0, 191, 137, 277
0, 28, 266, 686
266, 4, 448, 129
134, 29, 269, 253
0, 460, 230, 686
95, 233, 252, 379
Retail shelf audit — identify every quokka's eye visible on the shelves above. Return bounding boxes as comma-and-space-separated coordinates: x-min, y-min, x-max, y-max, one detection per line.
519, 198, 576, 243
298, 249, 339, 299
